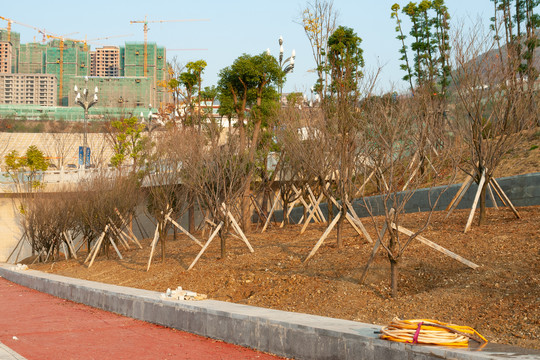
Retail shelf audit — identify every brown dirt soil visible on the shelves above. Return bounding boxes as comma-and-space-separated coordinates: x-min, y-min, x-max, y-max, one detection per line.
31, 206, 540, 350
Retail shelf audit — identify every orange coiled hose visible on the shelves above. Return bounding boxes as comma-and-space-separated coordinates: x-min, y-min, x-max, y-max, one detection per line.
380, 318, 488, 347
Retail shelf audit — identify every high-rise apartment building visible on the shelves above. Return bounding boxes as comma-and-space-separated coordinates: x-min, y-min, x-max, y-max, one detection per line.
0, 73, 57, 106
92, 46, 120, 77
0, 42, 12, 74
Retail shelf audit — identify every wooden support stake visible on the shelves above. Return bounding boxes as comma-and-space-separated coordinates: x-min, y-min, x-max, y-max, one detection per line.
262, 189, 281, 233
165, 214, 203, 247
62, 242, 68, 260
115, 227, 131, 250
6, 235, 24, 263
250, 195, 267, 226
85, 226, 108, 264
487, 183, 498, 210
446, 177, 474, 219
108, 236, 123, 260
300, 191, 325, 234
108, 218, 130, 250
354, 169, 375, 198
445, 174, 473, 211
222, 204, 254, 252
188, 221, 223, 271
291, 185, 314, 222
344, 199, 373, 244
306, 185, 326, 223
62, 231, 77, 260
490, 178, 520, 219
402, 161, 421, 191
280, 186, 305, 227
88, 226, 108, 268
63, 232, 77, 259
44, 244, 54, 263
464, 170, 486, 233
392, 223, 479, 269
115, 209, 142, 248
489, 179, 508, 207
304, 211, 342, 263
146, 222, 161, 271
31, 248, 45, 265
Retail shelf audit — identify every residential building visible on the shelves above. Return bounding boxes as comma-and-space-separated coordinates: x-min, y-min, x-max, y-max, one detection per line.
0, 42, 12, 73
0, 73, 57, 106
92, 46, 120, 77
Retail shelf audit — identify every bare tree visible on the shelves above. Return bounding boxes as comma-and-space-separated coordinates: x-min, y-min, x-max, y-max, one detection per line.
144, 128, 190, 262
74, 174, 141, 259
449, 22, 537, 225
359, 90, 465, 298
180, 129, 250, 258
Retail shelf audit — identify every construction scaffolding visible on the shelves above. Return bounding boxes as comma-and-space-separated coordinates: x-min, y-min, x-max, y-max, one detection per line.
45, 42, 90, 106
18, 43, 47, 73
0, 103, 153, 121
0, 30, 170, 110
67, 76, 152, 109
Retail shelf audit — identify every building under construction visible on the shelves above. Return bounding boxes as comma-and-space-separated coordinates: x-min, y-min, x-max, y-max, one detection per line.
0, 29, 170, 115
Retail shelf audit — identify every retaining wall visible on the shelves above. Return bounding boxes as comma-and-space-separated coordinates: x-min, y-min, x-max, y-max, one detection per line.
1, 265, 538, 360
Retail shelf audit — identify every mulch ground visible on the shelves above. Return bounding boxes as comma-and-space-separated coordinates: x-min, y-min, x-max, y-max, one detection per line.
31, 206, 540, 350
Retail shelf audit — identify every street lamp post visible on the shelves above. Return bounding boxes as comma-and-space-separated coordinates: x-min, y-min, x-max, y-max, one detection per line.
140, 103, 153, 133
268, 35, 295, 96
74, 76, 98, 168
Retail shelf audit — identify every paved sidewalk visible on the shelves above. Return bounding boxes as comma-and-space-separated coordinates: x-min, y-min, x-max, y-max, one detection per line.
0, 277, 282, 360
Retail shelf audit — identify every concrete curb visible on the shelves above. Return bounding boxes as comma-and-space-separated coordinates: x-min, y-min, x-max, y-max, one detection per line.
1, 265, 539, 360
0, 343, 26, 360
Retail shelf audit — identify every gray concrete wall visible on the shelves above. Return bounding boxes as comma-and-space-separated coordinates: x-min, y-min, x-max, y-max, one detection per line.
1, 265, 538, 360
282, 173, 540, 223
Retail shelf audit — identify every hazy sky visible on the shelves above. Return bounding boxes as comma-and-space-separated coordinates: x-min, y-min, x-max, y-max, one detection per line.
2, 1, 496, 95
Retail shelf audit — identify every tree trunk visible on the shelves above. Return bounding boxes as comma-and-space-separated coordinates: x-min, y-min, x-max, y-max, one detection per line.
261, 189, 269, 224
327, 194, 334, 225
388, 228, 399, 298
241, 180, 252, 233
478, 180, 488, 225
390, 258, 398, 298
336, 216, 343, 249
189, 204, 195, 233
283, 200, 289, 226
220, 227, 226, 259
160, 226, 166, 263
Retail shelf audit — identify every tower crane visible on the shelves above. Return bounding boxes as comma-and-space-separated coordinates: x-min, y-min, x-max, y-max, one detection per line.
167, 48, 208, 51
130, 16, 209, 77
45, 33, 87, 105
0, 16, 49, 42
83, 33, 134, 51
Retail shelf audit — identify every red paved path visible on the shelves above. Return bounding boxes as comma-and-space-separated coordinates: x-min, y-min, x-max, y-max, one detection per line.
0, 277, 283, 360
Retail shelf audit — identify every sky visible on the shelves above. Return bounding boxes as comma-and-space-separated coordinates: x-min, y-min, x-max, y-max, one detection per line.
2, 1, 496, 95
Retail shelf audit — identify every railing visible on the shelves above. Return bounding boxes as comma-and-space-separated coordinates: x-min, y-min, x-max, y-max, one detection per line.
0, 167, 128, 192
